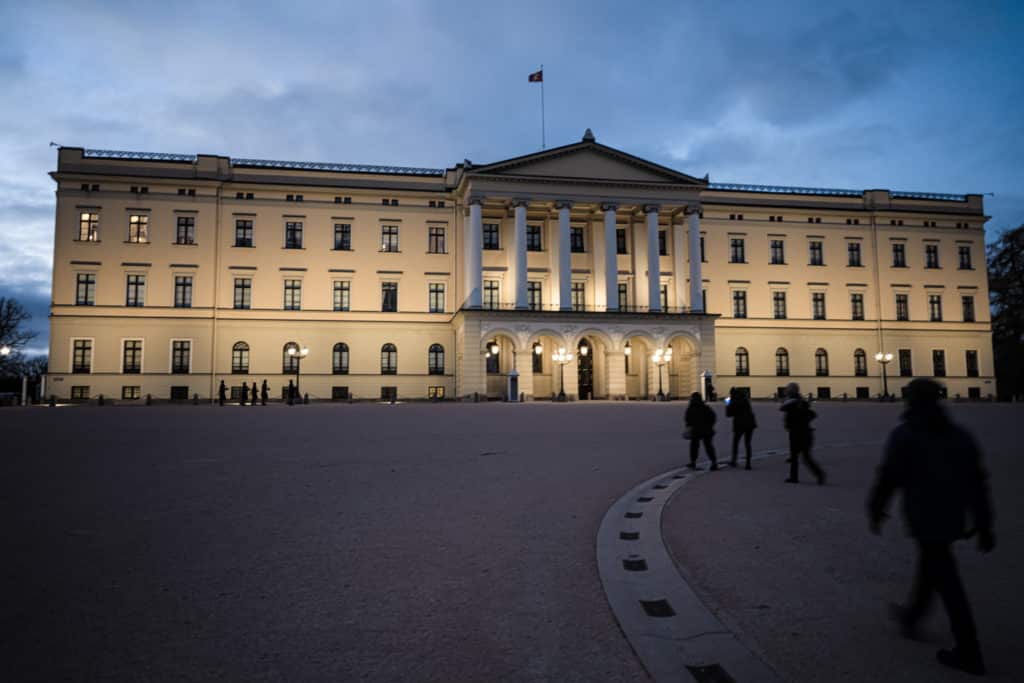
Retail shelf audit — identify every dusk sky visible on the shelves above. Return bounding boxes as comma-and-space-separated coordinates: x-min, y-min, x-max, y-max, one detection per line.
1, 0, 1022, 353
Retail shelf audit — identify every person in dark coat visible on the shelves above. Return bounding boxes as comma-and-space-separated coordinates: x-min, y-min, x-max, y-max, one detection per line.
726, 387, 757, 469
217, 380, 226, 407
684, 392, 718, 470
240, 382, 248, 406
287, 379, 295, 405
867, 378, 994, 676
780, 382, 825, 484
260, 380, 269, 406
251, 382, 258, 406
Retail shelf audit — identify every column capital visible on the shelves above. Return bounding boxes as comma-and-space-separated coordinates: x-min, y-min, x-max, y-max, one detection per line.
643, 204, 661, 215
511, 198, 530, 208
685, 202, 702, 215
467, 196, 485, 206
554, 200, 574, 210
600, 202, 619, 212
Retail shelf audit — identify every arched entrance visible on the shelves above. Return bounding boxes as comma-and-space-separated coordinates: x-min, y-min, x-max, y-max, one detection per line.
577, 337, 594, 400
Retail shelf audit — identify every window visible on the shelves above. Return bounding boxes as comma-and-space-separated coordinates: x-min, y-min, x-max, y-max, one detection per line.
700, 236, 706, 262
232, 342, 249, 374
848, 242, 862, 267
285, 221, 303, 249
381, 343, 397, 375
486, 340, 499, 374
72, 339, 92, 373
380, 225, 399, 252
571, 282, 585, 311
925, 244, 939, 269
735, 347, 749, 376
526, 224, 542, 251
618, 282, 629, 310
809, 241, 823, 265
278, 341, 299, 374
235, 220, 253, 247
769, 215, 784, 222
958, 245, 972, 269
845, 218, 861, 225
962, 295, 975, 322
284, 279, 302, 310
128, 214, 149, 243
122, 340, 142, 374
71, 386, 90, 400
895, 294, 909, 321
122, 386, 141, 400
171, 340, 190, 374
428, 226, 446, 253
483, 280, 499, 310
773, 291, 787, 319
732, 290, 747, 318
851, 293, 864, 321
333, 343, 349, 375
233, 278, 251, 310
892, 243, 906, 267
483, 223, 500, 250
428, 343, 445, 375
428, 386, 445, 399
333, 281, 351, 312
334, 223, 352, 251
660, 284, 668, 311
854, 349, 867, 377
815, 348, 829, 376
616, 228, 627, 254
528, 281, 542, 311
932, 350, 946, 377
898, 349, 913, 377
928, 294, 942, 322
78, 212, 99, 241
429, 283, 445, 312
174, 276, 192, 308
812, 292, 826, 320
890, 219, 904, 226
126, 274, 145, 307
770, 239, 785, 264
966, 350, 979, 377
775, 348, 790, 376
382, 282, 398, 312
658, 230, 667, 256
730, 238, 745, 263
532, 343, 543, 373
570, 226, 584, 252
76, 273, 96, 305
175, 216, 195, 245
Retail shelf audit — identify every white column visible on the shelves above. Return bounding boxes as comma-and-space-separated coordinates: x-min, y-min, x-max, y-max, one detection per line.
645, 205, 661, 312
602, 203, 619, 311
557, 202, 572, 311
688, 206, 703, 312
512, 200, 528, 309
465, 199, 483, 308
673, 219, 686, 311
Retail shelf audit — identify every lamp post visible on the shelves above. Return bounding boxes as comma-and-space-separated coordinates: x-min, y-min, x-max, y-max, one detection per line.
288, 345, 310, 398
875, 351, 893, 399
551, 347, 573, 402
652, 347, 672, 401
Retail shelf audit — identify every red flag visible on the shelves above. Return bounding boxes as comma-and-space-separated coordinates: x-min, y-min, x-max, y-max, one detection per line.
528, 69, 543, 83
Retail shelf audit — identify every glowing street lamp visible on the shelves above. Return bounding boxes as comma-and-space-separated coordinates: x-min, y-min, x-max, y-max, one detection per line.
287, 345, 310, 398
652, 346, 672, 401
0, 344, 10, 357
875, 351, 894, 399
551, 347, 574, 402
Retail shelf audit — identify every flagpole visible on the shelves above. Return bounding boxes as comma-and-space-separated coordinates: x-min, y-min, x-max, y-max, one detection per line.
540, 64, 545, 150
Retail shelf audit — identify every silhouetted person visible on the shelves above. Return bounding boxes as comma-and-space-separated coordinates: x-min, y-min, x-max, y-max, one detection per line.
781, 382, 825, 484
260, 380, 268, 406
684, 392, 718, 471
287, 379, 295, 406
251, 382, 258, 406
726, 387, 757, 469
240, 382, 248, 406
218, 380, 226, 407
867, 378, 994, 676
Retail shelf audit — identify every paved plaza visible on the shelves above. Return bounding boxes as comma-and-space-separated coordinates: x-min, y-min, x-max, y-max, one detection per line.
2, 400, 1021, 681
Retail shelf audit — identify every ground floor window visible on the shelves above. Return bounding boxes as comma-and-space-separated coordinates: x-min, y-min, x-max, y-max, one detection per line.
121, 386, 141, 400
856, 387, 870, 399
428, 386, 445, 400
71, 386, 89, 400
170, 386, 189, 401
381, 386, 397, 402
817, 387, 831, 399
332, 386, 350, 401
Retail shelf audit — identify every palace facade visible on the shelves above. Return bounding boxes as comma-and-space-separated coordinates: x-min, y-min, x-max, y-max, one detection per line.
46, 130, 995, 402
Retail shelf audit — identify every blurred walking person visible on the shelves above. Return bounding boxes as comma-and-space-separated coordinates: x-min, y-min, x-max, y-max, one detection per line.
726, 387, 757, 470
867, 378, 994, 676
251, 382, 258, 406
780, 382, 825, 484
240, 381, 249, 406
684, 392, 718, 471
260, 379, 269, 406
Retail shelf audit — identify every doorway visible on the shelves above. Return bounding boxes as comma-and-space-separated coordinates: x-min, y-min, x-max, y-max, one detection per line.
577, 338, 593, 400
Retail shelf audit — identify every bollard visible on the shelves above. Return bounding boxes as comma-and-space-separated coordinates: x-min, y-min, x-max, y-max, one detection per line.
98, 394, 104, 406
193, 393, 199, 405
146, 393, 152, 406
473, 391, 479, 403
303, 392, 309, 405
520, 391, 524, 402
49, 394, 56, 408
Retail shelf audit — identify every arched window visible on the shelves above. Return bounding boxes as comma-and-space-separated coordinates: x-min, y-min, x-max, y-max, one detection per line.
815, 348, 829, 376
232, 341, 249, 374
381, 343, 397, 375
775, 348, 790, 376
282, 341, 299, 374
532, 342, 543, 373
735, 347, 750, 376
333, 343, 349, 375
854, 348, 867, 377
428, 343, 444, 375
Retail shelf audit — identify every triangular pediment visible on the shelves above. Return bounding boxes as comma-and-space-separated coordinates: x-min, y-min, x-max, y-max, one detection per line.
469, 137, 705, 186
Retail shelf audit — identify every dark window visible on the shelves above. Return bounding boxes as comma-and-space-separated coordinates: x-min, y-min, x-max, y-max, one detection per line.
333, 281, 350, 312
925, 244, 939, 269
171, 340, 190, 374
809, 241, 823, 265
962, 295, 975, 322
851, 293, 864, 320
126, 274, 145, 307
334, 223, 351, 250
526, 224, 542, 251
856, 386, 870, 399
618, 282, 628, 310
381, 282, 398, 312
483, 280, 499, 309
660, 284, 668, 311
233, 278, 251, 310
169, 386, 189, 401
483, 223, 500, 250
381, 343, 397, 375
928, 294, 942, 322
965, 350, 979, 377
486, 340, 499, 374
616, 228, 627, 254
770, 239, 785, 264
232, 342, 249, 374
174, 276, 192, 308
428, 344, 445, 375
332, 386, 350, 400
284, 222, 303, 249
71, 385, 90, 400
175, 216, 195, 245
735, 347, 749, 376
854, 349, 867, 376
815, 348, 829, 376
658, 230, 667, 256
282, 342, 299, 373
958, 245, 972, 269
76, 273, 95, 305
532, 343, 543, 373
812, 292, 826, 320
72, 339, 92, 373
128, 214, 149, 243
78, 212, 99, 241
730, 238, 745, 263
773, 291, 787, 319
333, 343, 349, 375
381, 225, 399, 252
570, 226, 584, 252
700, 236, 706, 262
429, 283, 445, 312
283, 279, 302, 310
732, 290, 747, 318
898, 349, 913, 377
775, 348, 789, 376
122, 340, 142, 374
896, 294, 909, 321
235, 220, 253, 247
892, 243, 906, 267
932, 349, 946, 377
848, 242, 862, 267
571, 282, 585, 311
528, 281, 542, 311
428, 226, 446, 253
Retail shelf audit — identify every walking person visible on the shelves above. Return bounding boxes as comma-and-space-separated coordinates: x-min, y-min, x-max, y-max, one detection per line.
780, 382, 825, 484
684, 392, 718, 471
260, 379, 269, 406
251, 382, 258, 406
240, 381, 249, 406
218, 380, 226, 407
287, 379, 295, 406
867, 378, 994, 676
726, 387, 757, 469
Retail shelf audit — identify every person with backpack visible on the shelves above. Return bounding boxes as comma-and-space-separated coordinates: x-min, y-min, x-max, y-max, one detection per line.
780, 382, 825, 484
684, 392, 718, 471
726, 387, 757, 470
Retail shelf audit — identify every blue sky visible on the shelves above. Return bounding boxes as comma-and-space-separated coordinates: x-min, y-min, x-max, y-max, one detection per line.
1, 0, 1022, 353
